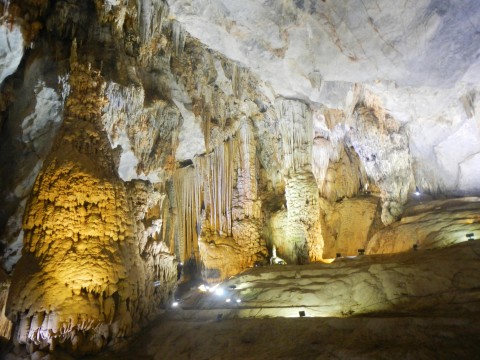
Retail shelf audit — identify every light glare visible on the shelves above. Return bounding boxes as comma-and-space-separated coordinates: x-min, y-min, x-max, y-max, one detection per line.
215, 288, 224, 296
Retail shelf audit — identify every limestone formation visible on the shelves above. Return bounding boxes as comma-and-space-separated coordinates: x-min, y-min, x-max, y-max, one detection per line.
6, 56, 176, 355
321, 196, 382, 259
367, 197, 480, 255
201, 241, 480, 318
0, 0, 480, 357
0, 269, 12, 342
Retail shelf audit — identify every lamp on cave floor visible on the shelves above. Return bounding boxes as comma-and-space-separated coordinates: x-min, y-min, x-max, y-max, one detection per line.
336, 253, 342, 258
413, 244, 418, 251
299, 311, 306, 317
414, 186, 421, 196
466, 233, 475, 241
357, 249, 365, 256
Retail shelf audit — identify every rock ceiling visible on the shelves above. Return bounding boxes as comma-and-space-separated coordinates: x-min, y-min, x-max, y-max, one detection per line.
167, 0, 480, 195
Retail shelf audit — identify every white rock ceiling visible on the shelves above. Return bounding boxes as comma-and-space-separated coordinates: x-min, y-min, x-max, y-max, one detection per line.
167, 0, 480, 195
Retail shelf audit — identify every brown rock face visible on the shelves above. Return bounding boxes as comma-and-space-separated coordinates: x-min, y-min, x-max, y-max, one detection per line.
6, 58, 176, 355
0, 269, 12, 342
321, 196, 382, 258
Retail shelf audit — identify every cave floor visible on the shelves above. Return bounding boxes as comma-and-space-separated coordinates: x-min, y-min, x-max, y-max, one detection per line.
88, 241, 480, 360
88, 313, 480, 360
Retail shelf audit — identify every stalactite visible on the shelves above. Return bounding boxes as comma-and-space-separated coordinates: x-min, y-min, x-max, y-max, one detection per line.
172, 21, 186, 56
138, 0, 168, 43
203, 138, 235, 236
171, 136, 236, 263
173, 166, 198, 262
276, 99, 313, 173
232, 63, 241, 98
238, 119, 256, 217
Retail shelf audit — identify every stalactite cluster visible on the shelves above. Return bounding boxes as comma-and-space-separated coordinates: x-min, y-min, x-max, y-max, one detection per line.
276, 99, 313, 174
168, 119, 269, 280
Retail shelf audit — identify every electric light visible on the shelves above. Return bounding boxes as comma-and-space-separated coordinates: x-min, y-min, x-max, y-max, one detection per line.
198, 284, 207, 292
172, 301, 179, 307
215, 287, 224, 296
225, 298, 231, 303
236, 299, 241, 303
319, 258, 335, 264
414, 186, 421, 196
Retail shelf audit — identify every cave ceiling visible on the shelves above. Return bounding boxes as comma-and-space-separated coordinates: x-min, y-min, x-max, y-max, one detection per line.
167, 0, 480, 194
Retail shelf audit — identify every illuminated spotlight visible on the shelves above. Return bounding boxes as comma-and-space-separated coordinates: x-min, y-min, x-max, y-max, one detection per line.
299, 311, 306, 317
225, 298, 231, 303
198, 284, 208, 292
319, 258, 335, 264
236, 299, 241, 303
215, 288, 224, 296
414, 186, 421, 196
466, 233, 475, 241
172, 301, 179, 307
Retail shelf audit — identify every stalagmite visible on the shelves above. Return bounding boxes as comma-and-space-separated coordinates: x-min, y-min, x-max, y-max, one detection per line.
272, 99, 323, 263
5, 55, 176, 355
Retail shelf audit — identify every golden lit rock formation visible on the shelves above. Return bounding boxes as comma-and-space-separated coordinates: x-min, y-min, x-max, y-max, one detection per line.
6, 54, 176, 354
0, 269, 12, 342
